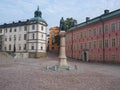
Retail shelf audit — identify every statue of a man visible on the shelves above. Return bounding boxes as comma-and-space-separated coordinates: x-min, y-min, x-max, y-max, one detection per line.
59, 17, 65, 31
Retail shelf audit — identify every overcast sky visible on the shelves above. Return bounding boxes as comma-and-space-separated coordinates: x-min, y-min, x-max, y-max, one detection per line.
0, 0, 120, 33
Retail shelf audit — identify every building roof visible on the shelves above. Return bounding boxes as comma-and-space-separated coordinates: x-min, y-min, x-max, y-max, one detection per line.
30, 6, 47, 25
69, 9, 120, 32
0, 20, 29, 28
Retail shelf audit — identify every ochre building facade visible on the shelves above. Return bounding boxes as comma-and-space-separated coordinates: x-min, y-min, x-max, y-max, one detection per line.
49, 26, 59, 52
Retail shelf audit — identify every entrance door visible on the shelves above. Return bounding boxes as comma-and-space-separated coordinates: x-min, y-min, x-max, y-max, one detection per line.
84, 52, 87, 61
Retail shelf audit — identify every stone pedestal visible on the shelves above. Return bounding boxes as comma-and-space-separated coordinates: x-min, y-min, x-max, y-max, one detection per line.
59, 31, 68, 67
46, 31, 78, 71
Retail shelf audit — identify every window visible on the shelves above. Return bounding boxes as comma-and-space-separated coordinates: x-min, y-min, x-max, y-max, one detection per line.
5, 28, 7, 33
32, 33, 35, 39
0, 29, 2, 33
4, 47, 6, 51
14, 29, 16, 32
99, 40, 102, 48
112, 54, 116, 61
93, 29, 96, 36
19, 44, 21, 50
31, 44, 34, 50
118, 21, 120, 31
80, 43, 82, 49
32, 25, 35, 30
105, 55, 109, 60
41, 46, 43, 50
100, 55, 102, 60
111, 23, 116, 32
84, 31, 87, 38
14, 35, 16, 41
94, 54, 96, 60
9, 44, 11, 50
89, 42, 91, 49
85, 43, 87, 48
9, 35, 12, 41
89, 30, 91, 37
5, 36, 7, 41
52, 32, 55, 44
41, 26, 43, 30
41, 34, 43, 38
119, 37, 120, 47
112, 38, 115, 47
24, 44, 26, 50
24, 26, 27, 31
104, 25, 108, 33
19, 27, 21, 31
104, 39, 108, 48
10, 28, 12, 32
24, 34, 27, 40
98, 26, 102, 35
94, 41, 96, 48
19, 34, 21, 41
80, 32, 82, 38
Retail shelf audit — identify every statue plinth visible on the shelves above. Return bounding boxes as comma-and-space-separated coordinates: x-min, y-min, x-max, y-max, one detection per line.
59, 31, 68, 67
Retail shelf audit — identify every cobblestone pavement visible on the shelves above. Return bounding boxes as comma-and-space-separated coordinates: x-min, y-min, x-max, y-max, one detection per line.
0, 52, 120, 90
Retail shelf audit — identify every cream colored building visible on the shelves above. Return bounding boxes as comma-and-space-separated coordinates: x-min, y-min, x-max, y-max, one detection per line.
0, 7, 47, 58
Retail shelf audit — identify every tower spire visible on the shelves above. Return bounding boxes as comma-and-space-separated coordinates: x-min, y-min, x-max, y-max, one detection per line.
34, 6, 42, 18
37, 6, 39, 11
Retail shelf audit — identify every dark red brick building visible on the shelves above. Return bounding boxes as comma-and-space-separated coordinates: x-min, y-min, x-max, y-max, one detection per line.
66, 9, 120, 63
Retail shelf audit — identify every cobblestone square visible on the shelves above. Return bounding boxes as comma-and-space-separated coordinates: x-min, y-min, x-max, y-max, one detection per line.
0, 53, 120, 90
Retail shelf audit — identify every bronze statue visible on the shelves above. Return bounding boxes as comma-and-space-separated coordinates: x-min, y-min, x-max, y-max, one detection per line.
59, 17, 65, 31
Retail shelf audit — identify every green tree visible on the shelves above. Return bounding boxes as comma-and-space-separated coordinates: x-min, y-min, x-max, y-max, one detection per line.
64, 18, 77, 32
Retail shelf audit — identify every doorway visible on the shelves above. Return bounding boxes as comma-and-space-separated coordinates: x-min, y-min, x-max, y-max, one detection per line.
84, 52, 87, 61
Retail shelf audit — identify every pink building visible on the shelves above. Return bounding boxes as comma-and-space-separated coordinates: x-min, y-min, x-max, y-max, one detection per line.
66, 9, 120, 63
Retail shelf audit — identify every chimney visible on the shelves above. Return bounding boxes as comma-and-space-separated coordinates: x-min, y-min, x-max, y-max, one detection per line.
104, 9, 109, 14
86, 17, 90, 22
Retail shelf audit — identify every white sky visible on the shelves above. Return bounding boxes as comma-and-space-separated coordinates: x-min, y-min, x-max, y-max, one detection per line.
0, 0, 120, 34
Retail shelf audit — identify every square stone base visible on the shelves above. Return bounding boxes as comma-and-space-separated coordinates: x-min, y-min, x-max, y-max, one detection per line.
29, 52, 46, 58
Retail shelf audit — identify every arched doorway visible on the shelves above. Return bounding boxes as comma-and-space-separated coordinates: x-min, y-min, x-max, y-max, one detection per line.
84, 52, 87, 61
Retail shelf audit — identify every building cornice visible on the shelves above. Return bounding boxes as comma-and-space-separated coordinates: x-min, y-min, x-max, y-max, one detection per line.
69, 9, 120, 32
0, 20, 47, 29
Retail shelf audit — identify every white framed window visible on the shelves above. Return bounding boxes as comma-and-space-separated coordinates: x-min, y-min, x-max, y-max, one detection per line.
104, 24, 108, 33
19, 34, 21, 41
31, 44, 34, 50
112, 38, 116, 47
24, 34, 27, 40
118, 21, 120, 31
111, 23, 116, 32
19, 44, 21, 50
9, 35, 12, 41
32, 33, 35, 39
41, 26, 43, 30
32, 25, 35, 30
0, 29, 2, 33
24, 26, 27, 31
98, 26, 102, 35
10, 28, 12, 32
